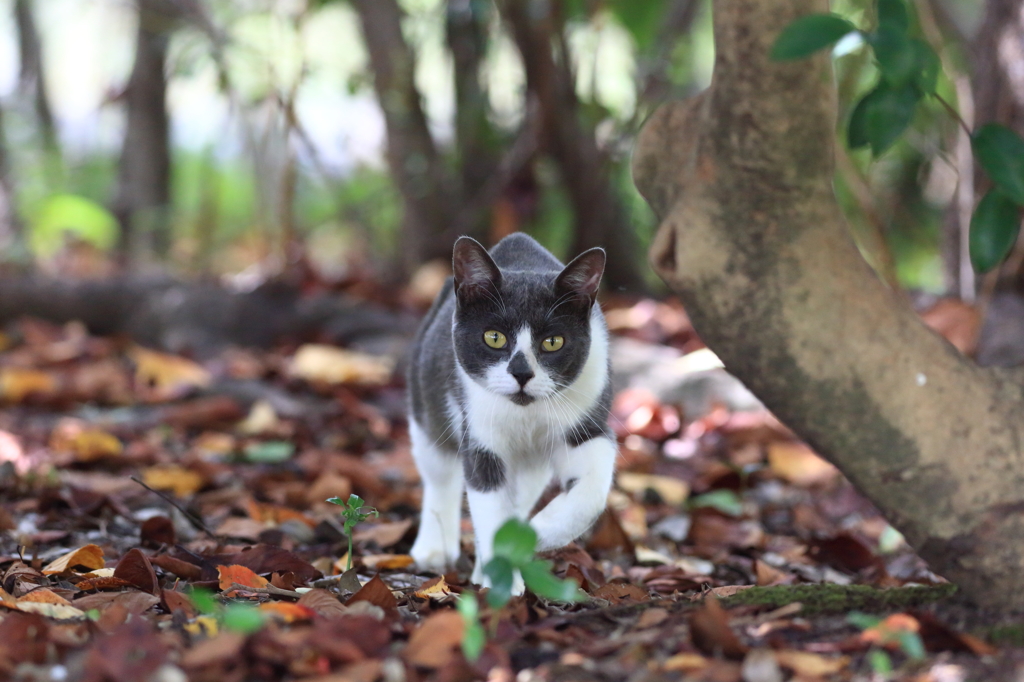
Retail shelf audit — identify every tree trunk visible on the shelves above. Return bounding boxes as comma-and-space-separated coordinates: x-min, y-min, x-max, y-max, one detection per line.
14, 0, 58, 153
446, 0, 496, 245
351, 0, 460, 273
500, 0, 647, 293
112, 0, 174, 265
633, 0, 1024, 611
0, 104, 22, 251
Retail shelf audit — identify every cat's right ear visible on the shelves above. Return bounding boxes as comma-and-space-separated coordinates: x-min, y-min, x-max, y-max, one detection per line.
453, 237, 501, 305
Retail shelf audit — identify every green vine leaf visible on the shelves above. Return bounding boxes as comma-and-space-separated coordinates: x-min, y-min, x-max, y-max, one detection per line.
870, 28, 917, 86
520, 560, 586, 603
483, 556, 515, 607
972, 124, 1024, 206
970, 189, 1021, 274
492, 518, 537, 566
847, 82, 919, 155
877, 0, 909, 32
770, 14, 858, 61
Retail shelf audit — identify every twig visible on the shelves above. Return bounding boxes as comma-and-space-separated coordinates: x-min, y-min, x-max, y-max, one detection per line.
934, 92, 972, 138
229, 582, 304, 599
130, 476, 219, 540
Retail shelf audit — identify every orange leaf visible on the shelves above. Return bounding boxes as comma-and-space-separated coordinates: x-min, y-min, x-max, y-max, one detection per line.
43, 544, 106, 575
413, 576, 455, 602
130, 346, 211, 401
767, 442, 838, 487
361, 554, 415, 571
259, 602, 316, 623
76, 576, 134, 591
861, 613, 920, 644
217, 564, 269, 592
19, 588, 71, 606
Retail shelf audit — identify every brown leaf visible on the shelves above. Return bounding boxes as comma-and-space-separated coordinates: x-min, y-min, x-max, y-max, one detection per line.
74, 591, 160, 616
353, 518, 413, 548
635, 607, 669, 629
774, 650, 849, 676
73, 576, 134, 592
591, 582, 651, 604
919, 298, 980, 355
150, 554, 203, 581
129, 345, 211, 401
690, 596, 749, 660
181, 632, 247, 670
310, 615, 392, 663
211, 544, 322, 583
19, 588, 71, 606
809, 533, 881, 573
42, 544, 106, 575
586, 508, 635, 555
346, 573, 398, 612
140, 516, 176, 547
157, 395, 244, 428
754, 560, 792, 587
404, 611, 464, 668
79, 619, 168, 682
297, 588, 349, 619
161, 589, 196, 618
114, 549, 159, 594
413, 576, 455, 602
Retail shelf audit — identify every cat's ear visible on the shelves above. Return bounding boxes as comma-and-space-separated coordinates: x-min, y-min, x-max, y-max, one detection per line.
555, 247, 605, 304
453, 237, 501, 304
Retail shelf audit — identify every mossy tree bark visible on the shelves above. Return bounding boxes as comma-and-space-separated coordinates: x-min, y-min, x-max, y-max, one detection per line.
633, 0, 1024, 611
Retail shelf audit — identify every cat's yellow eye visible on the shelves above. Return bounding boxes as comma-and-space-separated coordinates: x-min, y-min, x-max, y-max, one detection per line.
483, 330, 507, 349
541, 336, 564, 352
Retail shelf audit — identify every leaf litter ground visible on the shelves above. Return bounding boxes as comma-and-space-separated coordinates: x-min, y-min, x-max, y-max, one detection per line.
0, 295, 1013, 681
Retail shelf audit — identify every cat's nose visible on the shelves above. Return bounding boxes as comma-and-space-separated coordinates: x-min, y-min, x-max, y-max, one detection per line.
507, 352, 534, 387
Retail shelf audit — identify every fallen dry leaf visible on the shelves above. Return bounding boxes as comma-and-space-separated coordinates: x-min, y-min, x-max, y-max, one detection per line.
141, 465, 205, 497
217, 564, 270, 592
0, 367, 57, 402
404, 610, 464, 668
290, 344, 394, 386
767, 442, 839, 487
259, 601, 316, 623
130, 345, 211, 400
42, 544, 106, 575
361, 554, 415, 570
773, 650, 850, 676
414, 576, 455, 602
347, 573, 398, 612
690, 596, 749, 660
617, 472, 690, 506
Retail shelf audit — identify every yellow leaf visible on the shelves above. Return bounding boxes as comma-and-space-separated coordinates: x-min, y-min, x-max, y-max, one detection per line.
19, 588, 72, 606
184, 615, 219, 637
413, 576, 454, 601
66, 429, 123, 461
42, 544, 105, 575
236, 400, 280, 435
774, 651, 850, 676
142, 465, 205, 497
290, 345, 394, 386
617, 472, 690, 506
129, 346, 210, 400
361, 554, 415, 571
663, 653, 709, 671
16, 602, 85, 619
0, 368, 57, 403
767, 442, 838, 487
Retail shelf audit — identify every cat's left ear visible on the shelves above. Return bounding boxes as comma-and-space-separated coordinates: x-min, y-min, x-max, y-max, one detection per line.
555, 247, 605, 304
453, 236, 501, 305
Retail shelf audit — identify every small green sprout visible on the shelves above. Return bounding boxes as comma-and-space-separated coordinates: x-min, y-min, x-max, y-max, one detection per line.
326, 493, 379, 570
457, 592, 486, 662
482, 518, 586, 608
187, 587, 267, 634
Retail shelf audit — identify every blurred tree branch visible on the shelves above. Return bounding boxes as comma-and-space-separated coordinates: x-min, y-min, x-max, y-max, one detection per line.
499, 0, 647, 292
14, 0, 57, 154
351, 0, 461, 273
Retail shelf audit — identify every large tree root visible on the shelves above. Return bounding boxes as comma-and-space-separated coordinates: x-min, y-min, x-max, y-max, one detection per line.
633, 0, 1024, 611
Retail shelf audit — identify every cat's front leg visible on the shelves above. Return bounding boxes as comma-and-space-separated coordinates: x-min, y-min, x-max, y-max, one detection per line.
531, 436, 616, 551
409, 422, 464, 572
463, 445, 525, 594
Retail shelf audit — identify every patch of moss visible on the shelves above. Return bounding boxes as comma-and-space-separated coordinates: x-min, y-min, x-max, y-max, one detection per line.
720, 584, 957, 614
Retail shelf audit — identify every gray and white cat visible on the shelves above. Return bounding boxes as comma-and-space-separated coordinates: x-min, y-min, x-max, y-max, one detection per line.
408, 233, 615, 590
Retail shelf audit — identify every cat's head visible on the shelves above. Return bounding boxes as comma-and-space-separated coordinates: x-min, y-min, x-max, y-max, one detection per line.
451, 236, 605, 405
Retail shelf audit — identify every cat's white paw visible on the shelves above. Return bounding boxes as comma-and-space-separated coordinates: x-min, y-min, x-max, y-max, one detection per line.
411, 540, 456, 573
471, 562, 525, 596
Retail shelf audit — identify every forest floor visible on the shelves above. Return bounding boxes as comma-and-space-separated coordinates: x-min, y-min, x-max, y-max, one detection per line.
0, 286, 1014, 682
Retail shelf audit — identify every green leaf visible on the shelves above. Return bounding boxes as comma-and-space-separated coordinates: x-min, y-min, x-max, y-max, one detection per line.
870, 27, 917, 86
973, 124, 1024, 206
689, 489, 744, 517
848, 82, 919, 155
30, 194, 119, 258
457, 594, 485, 662
770, 14, 858, 61
483, 556, 515, 608
243, 441, 294, 463
520, 560, 587, 603
492, 518, 537, 567
607, 0, 666, 51
223, 604, 266, 633
868, 648, 893, 674
970, 189, 1021, 273
909, 39, 940, 94
877, 0, 909, 32
189, 588, 219, 615
898, 631, 927, 660
847, 612, 882, 630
